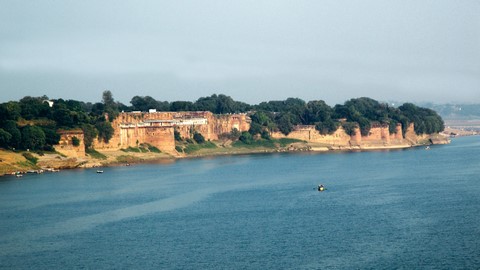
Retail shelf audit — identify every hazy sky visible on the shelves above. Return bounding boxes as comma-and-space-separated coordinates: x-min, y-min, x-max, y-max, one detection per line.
1, 0, 479, 105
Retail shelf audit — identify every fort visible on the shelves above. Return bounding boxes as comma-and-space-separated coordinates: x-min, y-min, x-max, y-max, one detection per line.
271, 122, 417, 149
55, 111, 429, 157
54, 129, 86, 157
91, 111, 251, 154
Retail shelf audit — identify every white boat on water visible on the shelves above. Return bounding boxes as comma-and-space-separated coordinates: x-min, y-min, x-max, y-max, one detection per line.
96, 170, 104, 173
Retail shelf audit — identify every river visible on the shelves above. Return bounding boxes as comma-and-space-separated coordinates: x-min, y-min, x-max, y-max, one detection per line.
1, 136, 479, 269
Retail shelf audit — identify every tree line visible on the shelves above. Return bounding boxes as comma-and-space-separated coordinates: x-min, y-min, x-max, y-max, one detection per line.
0, 92, 444, 151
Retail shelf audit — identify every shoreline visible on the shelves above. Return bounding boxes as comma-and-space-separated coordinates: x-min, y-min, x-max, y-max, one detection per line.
0, 137, 451, 177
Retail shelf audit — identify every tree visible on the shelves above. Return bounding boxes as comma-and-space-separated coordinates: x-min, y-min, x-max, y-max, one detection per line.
303, 100, 333, 124
0, 128, 12, 147
3, 120, 21, 149
194, 94, 218, 112
342, 122, 357, 136
276, 113, 295, 135
249, 122, 263, 136
315, 119, 339, 135
102, 90, 115, 109
41, 127, 60, 146
171, 101, 193, 111
102, 90, 119, 120
82, 124, 98, 149
130, 96, 159, 112
19, 96, 51, 120
239, 131, 253, 144
0, 101, 21, 122
21, 125, 46, 150
95, 121, 114, 143
52, 103, 74, 127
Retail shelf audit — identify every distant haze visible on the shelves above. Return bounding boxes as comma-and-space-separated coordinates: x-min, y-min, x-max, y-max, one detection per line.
1, 0, 479, 105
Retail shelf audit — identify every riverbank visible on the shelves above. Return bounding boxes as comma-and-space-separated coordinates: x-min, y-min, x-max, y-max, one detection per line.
0, 134, 451, 177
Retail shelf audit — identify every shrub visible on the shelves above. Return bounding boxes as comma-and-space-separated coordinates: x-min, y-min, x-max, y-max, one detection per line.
239, 131, 253, 144
22, 152, 38, 165
86, 148, 107, 159
193, 133, 205, 144
342, 122, 357, 136
147, 145, 161, 153
72, 136, 80, 146
174, 130, 182, 141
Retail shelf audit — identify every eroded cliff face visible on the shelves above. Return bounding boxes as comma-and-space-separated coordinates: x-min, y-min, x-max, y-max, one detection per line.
54, 130, 86, 157
92, 111, 250, 153
271, 123, 418, 149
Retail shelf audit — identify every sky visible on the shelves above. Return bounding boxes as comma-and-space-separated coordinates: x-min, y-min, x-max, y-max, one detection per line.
1, 0, 479, 106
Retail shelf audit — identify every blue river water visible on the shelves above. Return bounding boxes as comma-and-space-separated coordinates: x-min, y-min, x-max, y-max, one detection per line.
1, 136, 479, 269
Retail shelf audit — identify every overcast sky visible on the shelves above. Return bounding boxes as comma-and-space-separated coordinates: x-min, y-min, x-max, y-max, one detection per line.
1, 0, 479, 105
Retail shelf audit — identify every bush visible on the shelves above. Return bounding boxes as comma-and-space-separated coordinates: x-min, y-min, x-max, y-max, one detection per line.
147, 145, 161, 153
72, 136, 80, 147
174, 130, 182, 141
86, 148, 107, 159
175, 146, 183, 153
342, 122, 357, 136
22, 152, 38, 165
239, 131, 253, 144
193, 133, 205, 144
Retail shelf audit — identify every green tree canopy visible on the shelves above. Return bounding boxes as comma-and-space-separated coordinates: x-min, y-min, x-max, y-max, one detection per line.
21, 125, 46, 150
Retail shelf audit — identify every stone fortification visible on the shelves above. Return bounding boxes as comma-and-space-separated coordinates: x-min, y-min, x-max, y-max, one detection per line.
54, 130, 86, 157
93, 111, 250, 153
271, 122, 417, 148
271, 125, 352, 147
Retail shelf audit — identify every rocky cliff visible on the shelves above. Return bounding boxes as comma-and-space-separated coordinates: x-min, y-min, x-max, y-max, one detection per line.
270, 122, 438, 149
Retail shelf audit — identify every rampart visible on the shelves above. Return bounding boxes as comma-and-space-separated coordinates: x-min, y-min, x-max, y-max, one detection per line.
92, 111, 250, 153
271, 122, 416, 148
54, 129, 86, 157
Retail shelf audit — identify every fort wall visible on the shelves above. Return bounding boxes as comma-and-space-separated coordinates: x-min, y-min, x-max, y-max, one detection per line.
271, 122, 415, 148
93, 111, 250, 153
54, 130, 86, 157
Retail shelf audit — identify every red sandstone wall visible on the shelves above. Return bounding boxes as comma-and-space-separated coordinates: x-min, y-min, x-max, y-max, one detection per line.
54, 130, 86, 157
272, 122, 414, 147
271, 125, 351, 147
93, 111, 249, 152
404, 123, 417, 143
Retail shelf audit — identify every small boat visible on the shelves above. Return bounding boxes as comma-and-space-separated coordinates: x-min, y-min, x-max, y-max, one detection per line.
96, 170, 104, 173
425, 146, 430, 150
318, 185, 325, 192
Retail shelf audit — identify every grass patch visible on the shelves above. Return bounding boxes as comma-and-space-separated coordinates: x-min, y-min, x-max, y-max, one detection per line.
86, 148, 107, 160
232, 139, 276, 149
232, 138, 305, 149
182, 141, 217, 154
16, 161, 36, 168
147, 145, 161, 153
121, 144, 161, 153
121, 147, 141, 153
22, 152, 38, 165
277, 138, 305, 147
116, 155, 142, 163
